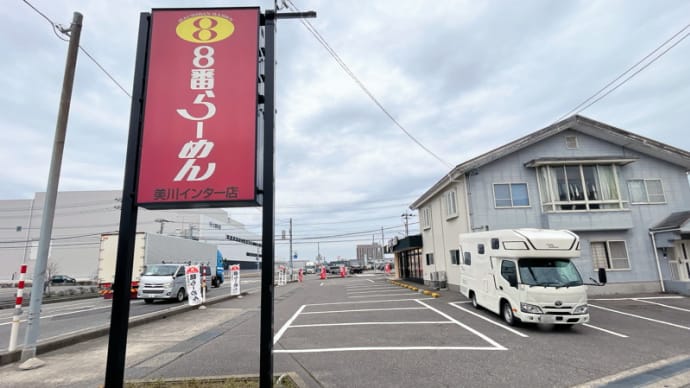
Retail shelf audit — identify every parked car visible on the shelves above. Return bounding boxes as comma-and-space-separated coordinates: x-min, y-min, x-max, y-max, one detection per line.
50, 275, 76, 284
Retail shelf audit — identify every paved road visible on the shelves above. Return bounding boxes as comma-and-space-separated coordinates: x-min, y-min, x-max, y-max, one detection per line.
0, 279, 261, 353
0, 274, 689, 387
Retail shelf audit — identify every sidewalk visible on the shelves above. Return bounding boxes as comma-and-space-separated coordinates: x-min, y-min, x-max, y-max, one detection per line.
0, 303, 248, 387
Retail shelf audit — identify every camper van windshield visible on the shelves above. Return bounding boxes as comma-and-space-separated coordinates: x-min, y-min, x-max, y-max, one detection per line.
517, 258, 583, 287
142, 264, 178, 276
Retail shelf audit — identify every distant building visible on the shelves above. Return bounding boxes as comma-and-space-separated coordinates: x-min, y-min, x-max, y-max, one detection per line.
356, 243, 383, 266
0, 190, 259, 281
409, 115, 690, 295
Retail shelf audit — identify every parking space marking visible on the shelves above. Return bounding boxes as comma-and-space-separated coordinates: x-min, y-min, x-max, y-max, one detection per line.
349, 293, 415, 298
301, 307, 427, 315
347, 289, 401, 294
449, 302, 528, 338
346, 285, 396, 290
589, 296, 684, 301
306, 298, 434, 306
416, 300, 507, 350
581, 323, 628, 338
274, 345, 505, 354
274, 305, 305, 344
290, 321, 453, 328
274, 298, 507, 354
590, 304, 690, 331
633, 298, 690, 313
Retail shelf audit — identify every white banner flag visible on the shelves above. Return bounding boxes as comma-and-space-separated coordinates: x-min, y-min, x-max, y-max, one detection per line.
185, 265, 202, 306
230, 264, 241, 296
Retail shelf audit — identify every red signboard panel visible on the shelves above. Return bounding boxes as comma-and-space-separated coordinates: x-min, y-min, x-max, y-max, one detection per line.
137, 8, 260, 208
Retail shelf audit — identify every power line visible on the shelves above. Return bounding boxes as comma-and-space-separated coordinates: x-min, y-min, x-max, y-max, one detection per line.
21, 0, 132, 98
284, 0, 453, 170
557, 22, 690, 121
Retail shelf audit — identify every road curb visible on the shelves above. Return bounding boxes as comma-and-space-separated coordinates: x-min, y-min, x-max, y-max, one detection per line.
388, 279, 441, 298
0, 291, 248, 367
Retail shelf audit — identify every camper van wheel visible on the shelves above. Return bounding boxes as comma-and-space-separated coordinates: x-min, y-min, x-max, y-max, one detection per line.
144, 299, 153, 304
176, 288, 186, 303
470, 292, 479, 309
502, 301, 516, 326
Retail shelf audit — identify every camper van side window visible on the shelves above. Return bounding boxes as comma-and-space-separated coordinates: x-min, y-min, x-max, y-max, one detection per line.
463, 252, 471, 265
478, 244, 485, 254
501, 260, 517, 287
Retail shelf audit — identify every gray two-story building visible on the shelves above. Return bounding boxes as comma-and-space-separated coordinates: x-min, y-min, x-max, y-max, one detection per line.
409, 115, 690, 295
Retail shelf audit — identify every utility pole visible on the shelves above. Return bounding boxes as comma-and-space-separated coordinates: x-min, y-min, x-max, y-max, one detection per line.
20, 12, 83, 369
289, 218, 293, 280
154, 218, 171, 234
381, 226, 385, 260
401, 212, 415, 237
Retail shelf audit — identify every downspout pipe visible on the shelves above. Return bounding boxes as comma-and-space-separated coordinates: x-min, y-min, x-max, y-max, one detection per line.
649, 231, 666, 293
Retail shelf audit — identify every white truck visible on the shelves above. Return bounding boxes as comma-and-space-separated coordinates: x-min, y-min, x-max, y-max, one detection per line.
458, 228, 606, 327
97, 232, 219, 299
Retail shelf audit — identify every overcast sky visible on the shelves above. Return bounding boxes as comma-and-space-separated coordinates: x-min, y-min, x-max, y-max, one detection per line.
1, 0, 689, 263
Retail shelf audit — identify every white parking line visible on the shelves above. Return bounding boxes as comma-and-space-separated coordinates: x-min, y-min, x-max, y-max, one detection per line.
589, 296, 684, 301
346, 285, 396, 290
306, 298, 434, 307
633, 298, 690, 313
589, 304, 690, 331
301, 307, 427, 315
290, 321, 452, 328
582, 323, 629, 338
347, 289, 404, 294
416, 299, 507, 350
274, 345, 506, 354
348, 293, 415, 298
274, 304, 305, 344
448, 302, 528, 338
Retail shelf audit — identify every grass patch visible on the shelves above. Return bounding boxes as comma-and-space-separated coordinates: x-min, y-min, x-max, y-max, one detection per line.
125, 374, 300, 388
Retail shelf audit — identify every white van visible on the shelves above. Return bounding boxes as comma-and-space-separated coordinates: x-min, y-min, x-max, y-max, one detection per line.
137, 263, 212, 303
459, 229, 605, 327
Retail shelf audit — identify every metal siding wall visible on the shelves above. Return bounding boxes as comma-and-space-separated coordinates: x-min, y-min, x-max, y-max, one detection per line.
464, 130, 690, 288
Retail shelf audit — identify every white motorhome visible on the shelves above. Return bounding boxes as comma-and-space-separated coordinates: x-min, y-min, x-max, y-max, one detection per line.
459, 229, 605, 327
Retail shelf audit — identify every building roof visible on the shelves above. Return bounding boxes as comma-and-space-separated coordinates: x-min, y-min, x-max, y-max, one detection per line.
650, 211, 690, 232
410, 115, 690, 209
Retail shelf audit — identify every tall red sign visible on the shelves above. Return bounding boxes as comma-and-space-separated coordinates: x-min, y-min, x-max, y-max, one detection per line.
137, 8, 260, 209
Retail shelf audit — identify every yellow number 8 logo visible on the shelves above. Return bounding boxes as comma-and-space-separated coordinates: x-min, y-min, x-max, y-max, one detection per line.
176, 16, 235, 43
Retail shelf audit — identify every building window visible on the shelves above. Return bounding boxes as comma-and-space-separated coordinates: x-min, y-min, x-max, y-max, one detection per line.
425, 253, 434, 265
444, 190, 458, 218
493, 183, 529, 208
450, 249, 460, 265
537, 164, 624, 212
628, 179, 666, 204
422, 207, 432, 230
591, 241, 630, 270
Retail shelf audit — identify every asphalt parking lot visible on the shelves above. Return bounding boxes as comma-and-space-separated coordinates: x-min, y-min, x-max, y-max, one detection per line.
271, 276, 690, 387
1, 274, 687, 387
